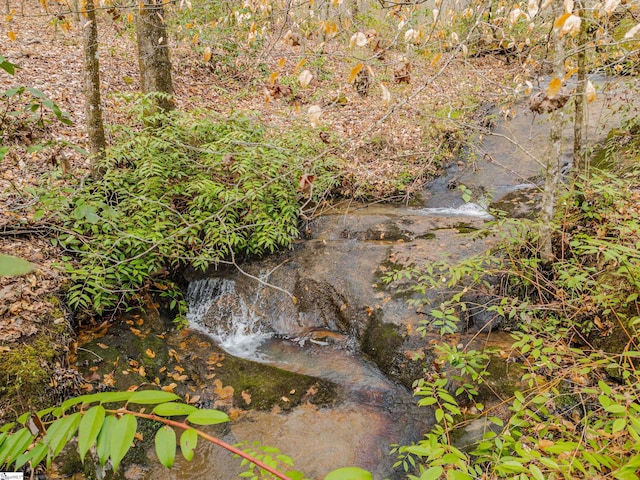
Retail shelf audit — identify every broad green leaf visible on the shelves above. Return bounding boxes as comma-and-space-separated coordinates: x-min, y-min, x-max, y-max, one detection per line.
42, 412, 82, 460
186, 409, 229, 426
96, 415, 116, 468
155, 426, 176, 468
0, 254, 35, 277
14, 442, 47, 470
26, 87, 46, 98
78, 405, 105, 461
613, 418, 627, 433
180, 428, 198, 461
0, 428, 33, 467
97, 391, 134, 404
528, 464, 545, 480
284, 471, 306, 480
0, 146, 8, 162
154, 402, 198, 416
129, 390, 180, 405
0, 56, 16, 75
325, 467, 373, 480
446, 471, 473, 480
110, 414, 137, 472
420, 466, 444, 480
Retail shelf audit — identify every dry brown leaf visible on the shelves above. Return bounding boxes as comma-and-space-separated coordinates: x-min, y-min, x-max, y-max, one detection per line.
145, 348, 156, 358
241, 390, 252, 405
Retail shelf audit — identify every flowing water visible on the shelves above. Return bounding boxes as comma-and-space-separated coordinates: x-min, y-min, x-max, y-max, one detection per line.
82, 76, 639, 479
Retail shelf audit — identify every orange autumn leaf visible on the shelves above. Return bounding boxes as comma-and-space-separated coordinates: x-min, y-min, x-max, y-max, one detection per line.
241, 390, 252, 405
348, 63, 364, 84
7, 31, 16, 41
269, 71, 279, 86
430, 52, 442, 67
546, 77, 563, 99
293, 58, 307, 75
145, 348, 156, 358
278, 57, 286, 68
161, 383, 178, 392
554, 12, 572, 30
203, 46, 212, 62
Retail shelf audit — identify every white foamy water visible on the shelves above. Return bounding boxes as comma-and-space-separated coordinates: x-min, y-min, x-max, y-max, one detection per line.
185, 278, 272, 358
418, 202, 493, 219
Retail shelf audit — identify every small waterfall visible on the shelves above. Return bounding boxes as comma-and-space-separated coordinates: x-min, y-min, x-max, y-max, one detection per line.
185, 278, 272, 358
418, 202, 493, 219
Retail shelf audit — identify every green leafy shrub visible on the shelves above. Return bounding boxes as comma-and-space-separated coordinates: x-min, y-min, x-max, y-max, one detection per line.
383, 156, 640, 478
43, 98, 337, 320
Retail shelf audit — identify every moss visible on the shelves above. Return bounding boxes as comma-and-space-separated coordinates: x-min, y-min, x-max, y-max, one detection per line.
0, 296, 71, 418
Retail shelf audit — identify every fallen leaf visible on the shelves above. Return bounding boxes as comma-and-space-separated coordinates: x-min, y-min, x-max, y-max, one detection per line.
145, 348, 156, 358
241, 390, 252, 405
96, 342, 109, 349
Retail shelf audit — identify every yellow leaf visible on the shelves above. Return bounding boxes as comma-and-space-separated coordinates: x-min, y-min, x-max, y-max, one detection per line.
430, 52, 442, 66
161, 383, 178, 392
278, 57, 286, 68
586, 80, 596, 103
546, 77, 563, 99
145, 348, 156, 358
554, 12, 571, 30
269, 71, 279, 86
203, 46, 212, 62
250, 21, 257, 33
192, 33, 199, 45
538, 439, 555, 449
127, 12, 133, 23
343, 17, 351, 29
563, 67, 578, 81
348, 63, 364, 84
293, 58, 307, 75
5, 13, 13, 21
7, 31, 16, 41
60, 21, 71, 33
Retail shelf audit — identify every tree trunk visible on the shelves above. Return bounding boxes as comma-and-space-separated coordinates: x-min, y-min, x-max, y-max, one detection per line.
81, 0, 107, 176
538, 27, 566, 265
573, 1, 588, 172
136, 0, 174, 112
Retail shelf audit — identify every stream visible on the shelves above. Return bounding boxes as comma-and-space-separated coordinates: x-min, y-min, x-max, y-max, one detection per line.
76, 76, 639, 479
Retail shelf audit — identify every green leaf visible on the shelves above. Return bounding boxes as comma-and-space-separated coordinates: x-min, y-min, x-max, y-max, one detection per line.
186, 409, 229, 426
96, 415, 116, 468
78, 405, 105, 462
0, 254, 35, 277
26, 87, 46, 98
446, 471, 473, 480
612, 418, 627, 433
528, 464, 545, 480
420, 466, 444, 480
0, 56, 17, 75
153, 402, 198, 416
110, 414, 137, 472
97, 391, 135, 404
325, 467, 373, 480
14, 441, 47, 470
155, 426, 176, 468
0, 428, 33, 467
42, 412, 82, 460
128, 390, 180, 405
180, 428, 198, 462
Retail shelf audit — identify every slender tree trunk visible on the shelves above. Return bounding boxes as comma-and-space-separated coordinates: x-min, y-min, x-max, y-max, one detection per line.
539, 28, 566, 264
573, 1, 588, 172
136, 0, 174, 112
81, 0, 107, 176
